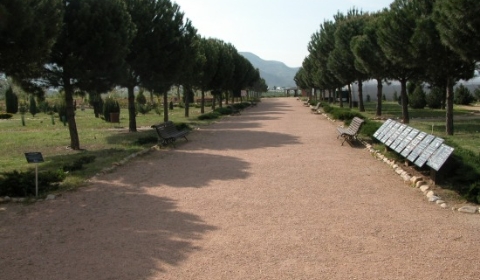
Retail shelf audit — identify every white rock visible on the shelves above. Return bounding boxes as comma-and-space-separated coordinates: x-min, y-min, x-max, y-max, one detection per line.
416, 181, 426, 188
4, 196, 11, 202
426, 191, 436, 198
419, 185, 429, 193
458, 206, 478, 214
436, 200, 445, 205
45, 194, 56, 201
428, 196, 440, 202
440, 203, 448, 209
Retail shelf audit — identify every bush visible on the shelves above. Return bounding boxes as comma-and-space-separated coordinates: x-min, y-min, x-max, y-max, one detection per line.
136, 103, 152, 115
29, 95, 38, 116
5, 86, 18, 114
0, 113, 13, 119
360, 120, 382, 138
62, 155, 96, 172
136, 90, 147, 105
0, 169, 66, 197
103, 96, 120, 122
198, 111, 221, 120
426, 87, 443, 109
474, 87, 480, 102
214, 107, 232, 115
392, 91, 398, 102
454, 84, 474, 105
409, 84, 426, 109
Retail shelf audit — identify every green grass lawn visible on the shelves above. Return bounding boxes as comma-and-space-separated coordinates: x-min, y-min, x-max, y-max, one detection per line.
0, 104, 215, 188
354, 101, 480, 155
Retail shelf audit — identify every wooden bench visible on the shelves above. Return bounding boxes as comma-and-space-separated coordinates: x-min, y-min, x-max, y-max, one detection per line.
151, 121, 189, 147
310, 103, 322, 113
336, 117, 365, 145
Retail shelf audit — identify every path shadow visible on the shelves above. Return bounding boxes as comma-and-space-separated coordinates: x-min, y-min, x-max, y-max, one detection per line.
100, 151, 251, 189
0, 180, 217, 279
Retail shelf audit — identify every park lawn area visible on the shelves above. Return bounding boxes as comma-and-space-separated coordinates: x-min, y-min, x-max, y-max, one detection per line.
0, 105, 213, 188
343, 101, 480, 155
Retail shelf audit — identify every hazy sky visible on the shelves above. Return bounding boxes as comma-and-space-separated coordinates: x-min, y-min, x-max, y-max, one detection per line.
173, 0, 393, 68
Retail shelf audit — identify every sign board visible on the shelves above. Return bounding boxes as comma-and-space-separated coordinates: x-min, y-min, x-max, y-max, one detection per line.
427, 144, 455, 171
25, 152, 44, 163
400, 129, 421, 157
241, 90, 247, 97
392, 126, 412, 153
386, 124, 407, 148
381, 122, 401, 144
373, 119, 393, 139
407, 133, 433, 163
414, 137, 444, 167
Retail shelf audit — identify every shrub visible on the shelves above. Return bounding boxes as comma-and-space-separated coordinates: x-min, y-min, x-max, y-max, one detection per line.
360, 120, 382, 138
392, 91, 398, 102
409, 84, 426, 109
426, 87, 443, 109
198, 111, 221, 120
29, 95, 38, 117
214, 107, 232, 115
454, 84, 474, 105
136, 90, 147, 105
5, 86, 18, 114
0, 169, 66, 197
136, 103, 152, 115
103, 96, 120, 122
474, 87, 480, 102
0, 113, 13, 119
62, 155, 96, 172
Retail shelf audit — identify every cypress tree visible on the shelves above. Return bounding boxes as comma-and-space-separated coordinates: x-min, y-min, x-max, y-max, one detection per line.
5, 87, 18, 114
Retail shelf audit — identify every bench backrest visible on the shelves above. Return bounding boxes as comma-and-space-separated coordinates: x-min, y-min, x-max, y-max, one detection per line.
154, 121, 178, 138
348, 117, 365, 133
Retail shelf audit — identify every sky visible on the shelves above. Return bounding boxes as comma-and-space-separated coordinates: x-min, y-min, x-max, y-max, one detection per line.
173, 0, 394, 68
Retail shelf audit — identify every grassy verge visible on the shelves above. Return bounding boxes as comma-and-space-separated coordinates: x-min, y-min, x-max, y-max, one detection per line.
0, 103, 223, 193
320, 101, 480, 204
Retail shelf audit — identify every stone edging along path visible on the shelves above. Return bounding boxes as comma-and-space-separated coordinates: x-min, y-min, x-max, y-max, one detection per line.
319, 108, 480, 216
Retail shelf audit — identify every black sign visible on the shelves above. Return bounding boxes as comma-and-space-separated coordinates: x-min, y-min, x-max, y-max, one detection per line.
25, 152, 44, 163
427, 144, 454, 171
414, 137, 444, 167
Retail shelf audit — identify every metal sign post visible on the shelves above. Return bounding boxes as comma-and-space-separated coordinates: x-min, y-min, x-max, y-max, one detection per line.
24, 152, 44, 197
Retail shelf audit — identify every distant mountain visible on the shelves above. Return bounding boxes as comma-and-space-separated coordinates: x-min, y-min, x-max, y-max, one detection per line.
239, 52, 299, 88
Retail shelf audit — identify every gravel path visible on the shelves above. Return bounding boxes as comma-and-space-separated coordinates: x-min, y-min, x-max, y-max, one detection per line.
1, 97, 479, 280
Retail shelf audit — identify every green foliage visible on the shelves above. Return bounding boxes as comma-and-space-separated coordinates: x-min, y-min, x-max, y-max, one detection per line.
393, 91, 398, 102
62, 155, 96, 172
169, 101, 174, 110
198, 111, 221, 120
0, 169, 66, 197
38, 100, 53, 113
474, 88, 480, 102
426, 87, 443, 109
360, 120, 382, 138
136, 90, 147, 105
329, 107, 363, 121
136, 103, 152, 115
214, 107, 233, 115
103, 97, 120, 122
54, 99, 67, 121
443, 143, 480, 204
0, 113, 13, 119
366, 95, 371, 102
5, 86, 18, 114
29, 95, 38, 116
454, 84, 474, 105
409, 84, 426, 109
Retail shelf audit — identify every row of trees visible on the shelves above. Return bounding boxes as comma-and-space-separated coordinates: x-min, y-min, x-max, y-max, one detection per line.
0, 0, 267, 150
294, 0, 480, 135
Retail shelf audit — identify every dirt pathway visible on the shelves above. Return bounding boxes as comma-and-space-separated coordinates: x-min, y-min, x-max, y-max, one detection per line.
1, 98, 479, 279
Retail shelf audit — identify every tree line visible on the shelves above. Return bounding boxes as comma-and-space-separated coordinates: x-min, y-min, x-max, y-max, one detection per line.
0, 0, 268, 150
294, 0, 480, 135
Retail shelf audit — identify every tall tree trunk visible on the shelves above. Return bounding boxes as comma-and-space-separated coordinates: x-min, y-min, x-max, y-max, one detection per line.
376, 78, 383, 116
163, 92, 168, 122
184, 86, 191, 118
446, 78, 454, 135
358, 79, 365, 112
201, 90, 205, 114
347, 84, 352, 108
127, 85, 137, 132
63, 77, 80, 150
400, 78, 410, 124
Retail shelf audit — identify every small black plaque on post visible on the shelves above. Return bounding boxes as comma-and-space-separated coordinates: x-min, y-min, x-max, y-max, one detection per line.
25, 152, 44, 163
